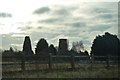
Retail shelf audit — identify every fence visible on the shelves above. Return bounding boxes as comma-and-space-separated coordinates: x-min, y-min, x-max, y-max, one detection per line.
2, 54, 119, 72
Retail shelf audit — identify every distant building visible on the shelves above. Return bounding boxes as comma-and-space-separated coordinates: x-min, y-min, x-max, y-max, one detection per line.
58, 39, 68, 55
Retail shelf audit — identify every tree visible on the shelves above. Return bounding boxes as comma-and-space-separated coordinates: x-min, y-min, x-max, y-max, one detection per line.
9, 47, 14, 52
71, 41, 84, 53
49, 44, 57, 55
91, 32, 120, 57
84, 50, 89, 56
35, 38, 49, 55
2, 48, 14, 57
23, 36, 34, 56
2, 49, 23, 61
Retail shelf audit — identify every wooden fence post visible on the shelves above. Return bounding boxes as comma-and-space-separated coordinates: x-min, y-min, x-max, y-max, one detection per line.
106, 55, 110, 69
35, 55, 39, 71
90, 54, 94, 71
71, 53, 75, 70
21, 55, 25, 71
49, 53, 52, 70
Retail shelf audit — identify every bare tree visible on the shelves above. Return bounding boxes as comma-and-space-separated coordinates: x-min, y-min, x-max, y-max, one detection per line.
71, 41, 84, 53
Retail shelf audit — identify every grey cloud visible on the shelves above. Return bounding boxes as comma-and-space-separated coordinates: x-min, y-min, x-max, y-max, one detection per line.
93, 7, 112, 14
37, 26, 43, 29
96, 13, 116, 20
64, 22, 86, 28
87, 23, 115, 36
48, 5, 76, 16
51, 7, 74, 18
18, 26, 33, 31
35, 6, 76, 24
90, 3, 117, 14
85, 4, 117, 20
63, 32, 81, 38
0, 12, 12, 18
54, 8, 69, 16
52, 26, 87, 38
91, 24, 111, 32
33, 7, 50, 14
38, 18, 64, 24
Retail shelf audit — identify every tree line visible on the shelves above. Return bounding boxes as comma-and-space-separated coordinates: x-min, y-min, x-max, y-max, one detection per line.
2, 32, 120, 60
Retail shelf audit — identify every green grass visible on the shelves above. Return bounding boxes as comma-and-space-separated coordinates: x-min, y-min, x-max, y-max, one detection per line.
2, 63, 119, 78
2, 68, 119, 78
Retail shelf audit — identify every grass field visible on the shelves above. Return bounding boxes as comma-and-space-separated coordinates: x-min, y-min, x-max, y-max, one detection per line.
2, 63, 119, 78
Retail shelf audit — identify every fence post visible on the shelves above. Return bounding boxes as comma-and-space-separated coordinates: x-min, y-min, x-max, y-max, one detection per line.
106, 55, 110, 69
21, 55, 25, 71
71, 53, 75, 70
35, 55, 39, 71
49, 53, 52, 70
90, 54, 94, 71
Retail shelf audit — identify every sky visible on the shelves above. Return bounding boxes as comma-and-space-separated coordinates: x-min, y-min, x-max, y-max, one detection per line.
0, 0, 119, 53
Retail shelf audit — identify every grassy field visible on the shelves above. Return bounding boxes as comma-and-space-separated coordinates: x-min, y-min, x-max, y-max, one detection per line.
2, 63, 119, 78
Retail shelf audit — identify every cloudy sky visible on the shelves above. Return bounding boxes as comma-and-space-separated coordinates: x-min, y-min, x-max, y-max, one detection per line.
0, 0, 119, 53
